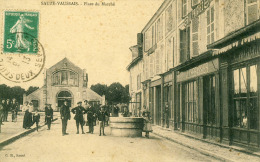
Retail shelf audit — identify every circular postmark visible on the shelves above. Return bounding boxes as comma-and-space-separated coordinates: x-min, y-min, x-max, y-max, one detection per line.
0, 32, 45, 83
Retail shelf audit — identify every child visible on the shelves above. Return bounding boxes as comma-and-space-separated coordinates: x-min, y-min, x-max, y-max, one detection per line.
45, 104, 53, 130
32, 109, 40, 131
142, 106, 152, 138
97, 106, 109, 136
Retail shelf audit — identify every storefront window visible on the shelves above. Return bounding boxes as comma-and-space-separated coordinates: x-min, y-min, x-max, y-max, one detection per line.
233, 64, 258, 129
184, 80, 198, 123
204, 75, 216, 125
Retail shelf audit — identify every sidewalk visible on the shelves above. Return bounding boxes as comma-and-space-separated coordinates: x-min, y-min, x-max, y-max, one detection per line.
0, 112, 58, 147
152, 126, 260, 161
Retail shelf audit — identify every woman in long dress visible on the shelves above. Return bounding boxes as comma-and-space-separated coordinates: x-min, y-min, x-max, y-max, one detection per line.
142, 105, 152, 138
22, 101, 30, 129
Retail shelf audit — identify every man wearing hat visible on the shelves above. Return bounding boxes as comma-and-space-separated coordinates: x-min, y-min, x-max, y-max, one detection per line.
71, 101, 85, 134
85, 100, 96, 134
45, 104, 53, 130
60, 99, 71, 136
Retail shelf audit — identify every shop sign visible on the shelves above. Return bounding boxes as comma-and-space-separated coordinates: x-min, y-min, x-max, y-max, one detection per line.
231, 44, 260, 64
177, 58, 219, 82
184, 0, 213, 26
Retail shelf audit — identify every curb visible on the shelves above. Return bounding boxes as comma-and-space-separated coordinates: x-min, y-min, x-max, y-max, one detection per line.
152, 131, 233, 162
173, 131, 260, 159
0, 118, 58, 147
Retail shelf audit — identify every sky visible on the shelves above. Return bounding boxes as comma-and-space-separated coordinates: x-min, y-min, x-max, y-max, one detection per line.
0, 0, 164, 89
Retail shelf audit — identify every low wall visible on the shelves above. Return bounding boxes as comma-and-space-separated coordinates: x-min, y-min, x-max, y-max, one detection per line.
110, 117, 144, 137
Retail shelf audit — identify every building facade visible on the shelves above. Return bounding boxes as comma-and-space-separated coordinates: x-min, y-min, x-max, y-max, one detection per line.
24, 58, 105, 111
127, 0, 260, 148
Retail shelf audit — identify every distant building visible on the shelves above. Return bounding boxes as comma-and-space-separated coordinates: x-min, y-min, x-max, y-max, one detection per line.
24, 57, 105, 111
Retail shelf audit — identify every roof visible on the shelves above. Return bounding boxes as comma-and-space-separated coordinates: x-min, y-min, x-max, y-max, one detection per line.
126, 56, 142, 71
141, 0, 172, 33
48, 57, 82, 72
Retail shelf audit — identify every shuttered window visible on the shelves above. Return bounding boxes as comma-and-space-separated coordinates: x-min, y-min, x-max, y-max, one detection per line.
155, 50, 160, 74
207, 6, 214, 45
166, 4, 173, 35
150, 54, 154, 77
247, 0, 259, 24
192, 17, 199, 56
182, 0, 188, 17
180, 28, 190, 63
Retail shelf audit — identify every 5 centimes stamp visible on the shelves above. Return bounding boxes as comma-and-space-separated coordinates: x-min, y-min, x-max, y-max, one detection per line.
0, 11, 45, 83
3, 11, 39, 54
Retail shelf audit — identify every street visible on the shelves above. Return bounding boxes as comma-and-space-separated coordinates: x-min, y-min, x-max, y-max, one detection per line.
0, 119, 218, 162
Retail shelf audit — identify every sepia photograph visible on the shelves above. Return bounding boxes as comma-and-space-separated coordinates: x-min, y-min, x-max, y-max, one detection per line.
0, 0, 259, 161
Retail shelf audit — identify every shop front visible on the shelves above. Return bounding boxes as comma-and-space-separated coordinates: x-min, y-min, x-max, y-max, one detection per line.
176, 58, 220, 139
220, 42, 260, 147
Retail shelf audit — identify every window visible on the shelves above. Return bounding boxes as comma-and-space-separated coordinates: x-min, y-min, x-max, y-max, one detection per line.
157, 16, 163, 41
180, 28, 190, 63
192, 17, 199, 56
166, 37, 173, 70
149, 54, 154, 77
52, 70, 78, 86
233, 64, 258, 129
207, 6, 214, 45
182, 0, 188, 17
204, 75, 216, 125
247, 0, 259, 24
184, 80, 198, 123
137, 74, 141, 90
155, 50, 160, 74
166, 4, 173, 35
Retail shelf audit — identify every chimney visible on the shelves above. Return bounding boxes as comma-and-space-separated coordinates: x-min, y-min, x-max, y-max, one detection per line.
137, 33, 143, 56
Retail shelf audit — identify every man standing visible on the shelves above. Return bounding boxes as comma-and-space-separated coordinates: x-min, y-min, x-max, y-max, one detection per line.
71, 101, 85, 134
45, 104, 53, 130
44, 103, 48, 124
86, 101, 95, 134
60, 100, 71, 136
1, 99, 6, 123
11, 98, 19, 122
0, 99, 4, 131
97, 106, 109, 136
164, 103, 169, 128
5, 99, 11, 122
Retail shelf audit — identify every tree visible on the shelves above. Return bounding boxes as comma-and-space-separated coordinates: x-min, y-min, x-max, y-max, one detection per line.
26, 86, 39, 95
0, 84, 25, 104
90, 84, 108, 96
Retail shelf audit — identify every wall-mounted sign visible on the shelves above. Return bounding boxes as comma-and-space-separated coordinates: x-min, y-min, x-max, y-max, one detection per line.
177, 58, 219, 82
184, 0, 213, 26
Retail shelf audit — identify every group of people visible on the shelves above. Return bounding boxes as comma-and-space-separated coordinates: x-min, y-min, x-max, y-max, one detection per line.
0, 98, 19, 125
60, 99, 109, 136
22, 101, 40, 131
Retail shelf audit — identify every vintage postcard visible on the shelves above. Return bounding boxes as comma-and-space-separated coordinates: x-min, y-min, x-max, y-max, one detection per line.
0, 0, 259, 162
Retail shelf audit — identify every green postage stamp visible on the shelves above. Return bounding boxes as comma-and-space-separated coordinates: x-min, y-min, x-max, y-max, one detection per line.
3, 11, 39, 54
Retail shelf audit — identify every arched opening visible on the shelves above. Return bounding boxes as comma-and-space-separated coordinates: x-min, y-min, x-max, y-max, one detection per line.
57, 90, 73, 107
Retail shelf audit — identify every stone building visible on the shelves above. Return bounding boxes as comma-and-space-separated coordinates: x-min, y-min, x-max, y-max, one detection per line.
127, 0, 259, 148
24, 57, 105, 111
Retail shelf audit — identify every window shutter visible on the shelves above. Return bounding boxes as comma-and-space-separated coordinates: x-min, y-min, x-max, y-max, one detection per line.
192, 17, 199, 56
247, 0, 258, 24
